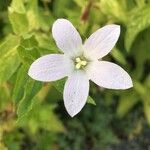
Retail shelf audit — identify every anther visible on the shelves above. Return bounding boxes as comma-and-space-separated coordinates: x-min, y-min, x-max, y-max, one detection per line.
75, 57, 87, 69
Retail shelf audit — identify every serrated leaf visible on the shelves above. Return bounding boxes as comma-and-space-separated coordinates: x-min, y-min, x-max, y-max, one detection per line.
0, 35, 20, 84
100, 0, 127, 22
12, 65, 29, 106
20, 35, 38, 49
53, 78, 96, 105
8, 8, 29, 35
26, 0, 53, 31
125, 5, 150, 50
10, 0, 26, 13
35, 33, 58, 54
17, 103, 65, 133
17, 79, 42, 119
17, 36, 40, 66
26, 0, 40, 31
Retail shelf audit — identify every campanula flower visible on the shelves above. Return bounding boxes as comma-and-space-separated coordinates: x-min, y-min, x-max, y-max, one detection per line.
28, 19, 133, 117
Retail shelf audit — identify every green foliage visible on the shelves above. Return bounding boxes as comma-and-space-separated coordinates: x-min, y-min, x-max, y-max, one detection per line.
10, 0, 26, 13
99, 0, 127, 23
8, 10, 29, 35
116, 92, 139, 118
125, 4, 150, 50
0, 0, 150, 149
12, 66, 29, 106
17, 36, 40, 66
8, 0, 29, 35
111, 48, 127, 65
0, 35, 20, 84
17, 78, 42, 120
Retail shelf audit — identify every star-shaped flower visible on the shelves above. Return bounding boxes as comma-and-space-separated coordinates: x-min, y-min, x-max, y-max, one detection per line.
28, 19, 133, 117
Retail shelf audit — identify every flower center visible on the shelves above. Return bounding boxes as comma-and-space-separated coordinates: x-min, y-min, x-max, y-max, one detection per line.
75, 57, 87, 69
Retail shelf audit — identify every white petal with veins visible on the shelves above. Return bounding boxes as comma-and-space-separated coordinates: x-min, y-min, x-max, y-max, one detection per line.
28, 54, 73, 82
87, 61, 133, 89
64, 71, 89, 117
52, 19, 82, 56
84, 25, 120, 59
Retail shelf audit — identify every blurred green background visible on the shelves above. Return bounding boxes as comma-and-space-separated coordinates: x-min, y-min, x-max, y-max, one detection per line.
0, 0, 150, 150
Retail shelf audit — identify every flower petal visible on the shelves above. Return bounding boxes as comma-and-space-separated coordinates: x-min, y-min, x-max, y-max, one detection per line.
28, 54, 73, 82
64, 71, 89, 117
52, 19, 82, 56
87, 61, 133, 89
84, 25, 120, 59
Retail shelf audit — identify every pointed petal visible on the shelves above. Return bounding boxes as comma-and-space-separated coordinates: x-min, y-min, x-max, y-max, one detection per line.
28, 54, 73, 82
84, 25, 120, 59
64, 71, 89, 117
87, 61, 133, 89
52, 19, 82, 56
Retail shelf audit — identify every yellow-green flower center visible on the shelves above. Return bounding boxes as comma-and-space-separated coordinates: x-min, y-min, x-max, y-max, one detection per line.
75, 57, 87, 69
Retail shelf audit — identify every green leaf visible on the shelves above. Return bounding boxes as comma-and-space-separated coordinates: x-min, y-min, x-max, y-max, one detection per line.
135, 0, 145, 8
0, 84, 11, 110
134, 81, 149, 100
34, 105, 65, 132
100, 0, 127, 22
144, 75, 150, 89
12, 65, 29, 106
53, 0, 72, 17
8, 0, 29, 35
125, 5, 150, 50
17, 35, 40, 66
129, 28, 150, 81
53, 79, 96, 105
10, 0, 26, 13
144, 101, 150, 124
26, 0, 40, 31
20, 35, 39, 49
8, 8, 29, 35
73, 0, 86, 8
111, 48, 127, 65
134, 81, 150, 124
0, 35, 20, 84
31, 104, 65, 133
17, 103, 65, 133
35, 33, 58, 54
53, 78, 66, 93
17, 79, 42, 119
87, 96, 96, 105
26, 0, 53, 31
116, 92, 138, 118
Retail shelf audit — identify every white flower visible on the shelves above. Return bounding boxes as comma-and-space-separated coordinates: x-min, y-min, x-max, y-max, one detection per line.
28, 19, 133, 117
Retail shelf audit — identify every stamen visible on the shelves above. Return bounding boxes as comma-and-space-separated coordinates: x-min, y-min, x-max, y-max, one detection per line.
76, 63, 81, 69
75, 57, 81, 63
81, 61, 87, 66
75, 57, 87, 69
